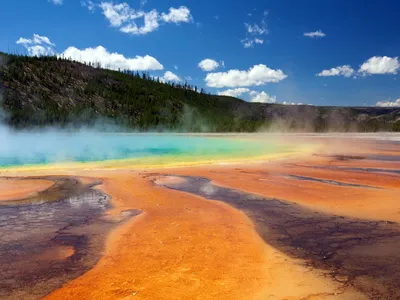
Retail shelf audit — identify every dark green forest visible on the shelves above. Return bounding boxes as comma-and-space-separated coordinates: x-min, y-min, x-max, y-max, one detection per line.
1, 52, 399, 132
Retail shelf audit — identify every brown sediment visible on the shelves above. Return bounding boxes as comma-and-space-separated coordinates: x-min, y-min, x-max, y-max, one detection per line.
153, 175, 187, 186
0, 178, 54, 201
35, 246, 75, 261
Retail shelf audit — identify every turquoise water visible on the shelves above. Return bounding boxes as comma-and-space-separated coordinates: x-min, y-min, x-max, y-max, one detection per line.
0, 131, 275, 167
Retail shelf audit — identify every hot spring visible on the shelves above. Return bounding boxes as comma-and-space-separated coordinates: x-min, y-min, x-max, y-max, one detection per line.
0, 130, 296, 169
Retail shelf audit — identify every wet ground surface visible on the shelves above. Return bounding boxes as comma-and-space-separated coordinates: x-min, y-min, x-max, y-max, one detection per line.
0, 176, 138, 300
314, 153, 400, 163
155, 175, 400, 300
283, 174, 380, 189
291, 164, 400, 175
0, 176, 98, 205
365, 155, 400, 162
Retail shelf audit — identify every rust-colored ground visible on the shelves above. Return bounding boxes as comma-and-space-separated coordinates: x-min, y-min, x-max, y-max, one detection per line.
165, 160, 400, 223
44, 171, 364, 300
0, 178, 54, 201
1, 136, 399, 299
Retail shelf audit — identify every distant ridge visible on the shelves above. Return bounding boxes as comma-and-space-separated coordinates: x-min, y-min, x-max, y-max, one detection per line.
1, 52, 399, 132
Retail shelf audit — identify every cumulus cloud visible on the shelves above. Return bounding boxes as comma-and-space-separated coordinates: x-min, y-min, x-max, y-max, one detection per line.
16, 34, 55, 46
16, 34, 164, 72
205, 64, 287, 88
359, 56, 400, 75
161, 6, 193, 23
317, 56, 400, 79
48, 0, 62, 5
153, 71, 181, 83
317, 65, 355, 77
162, 71, 181, 82
99, 2, 192, 35
16, 34, 56, 56
217, 88, 283, 104
217, 88, 250, 97
304, 30, 326, 38
61, 46, 163, 71
26, 45, 55, 56
100, 2, 143, 27
198, 59, 220, 71
249, 90, 276, 103
217, 88, 303, 105
376, 98, 400, 107
120, 10, 159, 35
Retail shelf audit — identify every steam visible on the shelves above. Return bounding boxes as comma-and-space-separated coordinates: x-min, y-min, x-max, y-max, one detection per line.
0, 126, 269, 167
255, 104, 369, 133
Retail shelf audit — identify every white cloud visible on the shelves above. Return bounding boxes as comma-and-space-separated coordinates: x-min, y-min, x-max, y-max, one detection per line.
81, 0, 96, 12
304, 30, 326, 38
174, 65, 179, 70
17, 34, 55, 46
359, 56, 400, 75
217, 88, 303, 105
218, 88, 281, 103
376, 98, 400, 107
120, 10, 159, 35
245, 23, 267, 35
16, 34, 56, 56
61, 46, 163, 71
48, 0, 62, 5
242, 14, 268, 48
162, 71, 181, 82
161, 6, 192, 23
217, 88, 250, 97
316, 56, 400, 79
241, 37, 264, 48
282, 101, 303, 105
28, 45, 55, 56
205, 64, 287, 88
16, 37, 32, 45
100, 2, 138, 27
249, 90, 276, 103
99, 2, 192, 36
317, 65, 355, 77
16, 34, 164, 72
198, 59, 220, 71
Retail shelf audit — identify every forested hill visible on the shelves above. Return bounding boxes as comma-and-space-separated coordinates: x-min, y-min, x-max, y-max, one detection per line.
1, 52, 399, 132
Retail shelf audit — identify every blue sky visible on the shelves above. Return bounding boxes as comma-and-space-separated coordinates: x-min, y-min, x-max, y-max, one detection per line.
1, 0, 400, 107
